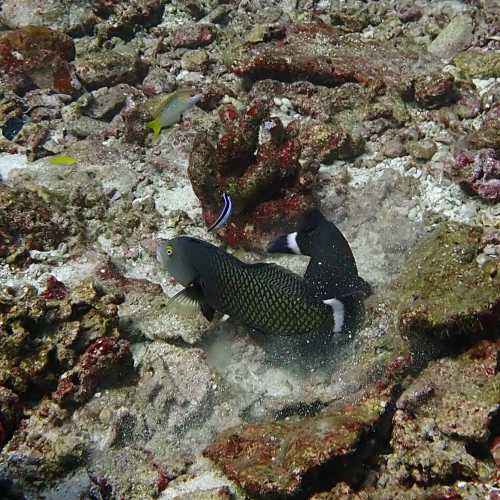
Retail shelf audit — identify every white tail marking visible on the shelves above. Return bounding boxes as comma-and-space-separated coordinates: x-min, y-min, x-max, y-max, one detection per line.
287, 232, 301, 255
323, 298, 345, 333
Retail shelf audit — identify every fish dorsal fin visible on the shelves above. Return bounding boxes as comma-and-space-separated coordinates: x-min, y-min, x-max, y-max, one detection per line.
249, 262, 302, 280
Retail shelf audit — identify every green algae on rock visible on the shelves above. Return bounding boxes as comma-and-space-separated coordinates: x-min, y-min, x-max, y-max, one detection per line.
384, 340, 499, 488
454, 50, 500, 79
397, 222, 500, 350
298, 122, 364, 163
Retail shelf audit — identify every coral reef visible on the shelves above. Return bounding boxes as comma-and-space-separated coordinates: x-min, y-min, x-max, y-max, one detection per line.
229, 22, 438, 101
188, 100, 321, 248
53, 337, 133, 408
204, 383, 400, 498
0, 280, 133, 448
0, 0, 499, 498
384, 340, 499, 487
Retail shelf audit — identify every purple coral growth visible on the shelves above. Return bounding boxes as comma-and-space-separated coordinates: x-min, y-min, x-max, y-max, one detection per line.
451, 149, 500, 203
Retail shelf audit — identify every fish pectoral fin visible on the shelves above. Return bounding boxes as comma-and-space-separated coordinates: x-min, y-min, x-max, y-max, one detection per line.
146, 118, 161, 138
166, 287, 210, 320
323, 298, 345, 334
200, 302, 215, 322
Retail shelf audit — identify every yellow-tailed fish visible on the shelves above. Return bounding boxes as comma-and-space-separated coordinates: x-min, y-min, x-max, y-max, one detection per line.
48, 154, 78, 166
145, 89, 202, 138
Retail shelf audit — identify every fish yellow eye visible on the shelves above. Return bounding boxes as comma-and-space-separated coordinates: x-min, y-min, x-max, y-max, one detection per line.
165, 245, 173, 256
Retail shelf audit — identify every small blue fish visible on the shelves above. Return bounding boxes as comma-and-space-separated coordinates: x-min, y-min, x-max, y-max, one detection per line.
208, 192, 233, 232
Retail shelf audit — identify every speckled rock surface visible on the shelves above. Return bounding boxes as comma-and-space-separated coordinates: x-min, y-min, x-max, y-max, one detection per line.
380, 340, 499, 490
0, 26, 79, 95
428, 15, 473, 62
204, 384, 398, 498
0, 184, 73, 265
75, 50, 146, 90
0, 0, 98, 34
230, 22, 428, 97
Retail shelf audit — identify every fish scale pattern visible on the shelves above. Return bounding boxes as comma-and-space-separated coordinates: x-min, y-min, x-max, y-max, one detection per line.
209, 252, 335, 336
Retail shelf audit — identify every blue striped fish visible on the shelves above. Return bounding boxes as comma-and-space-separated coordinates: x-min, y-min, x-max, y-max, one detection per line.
208, 192, 233, 232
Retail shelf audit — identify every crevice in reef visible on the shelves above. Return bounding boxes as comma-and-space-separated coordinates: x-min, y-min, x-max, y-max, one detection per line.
407, 312, 500, 372
243, 71, 357, 88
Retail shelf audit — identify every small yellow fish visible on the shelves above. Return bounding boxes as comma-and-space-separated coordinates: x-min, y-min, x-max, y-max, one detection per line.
48, 154, 78, 166
146, 89, 202, 138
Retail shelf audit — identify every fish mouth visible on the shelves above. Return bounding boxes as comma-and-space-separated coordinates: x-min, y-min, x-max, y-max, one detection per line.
155, 238, 169, 263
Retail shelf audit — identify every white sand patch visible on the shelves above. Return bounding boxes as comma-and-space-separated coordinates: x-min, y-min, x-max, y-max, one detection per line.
0, 153, 30, 180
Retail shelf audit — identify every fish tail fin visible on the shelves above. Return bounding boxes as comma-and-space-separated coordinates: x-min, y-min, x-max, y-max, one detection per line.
354, 276, 372, 298
146, 118, 161, 138
297, 208, 325, 233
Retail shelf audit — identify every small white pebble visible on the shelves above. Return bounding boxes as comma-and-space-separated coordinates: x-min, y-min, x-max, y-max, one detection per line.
483, 244, 498, 256
476, 253, 491, 268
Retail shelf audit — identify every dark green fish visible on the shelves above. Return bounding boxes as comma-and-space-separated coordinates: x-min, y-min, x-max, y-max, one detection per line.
156, 236, 345, 337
